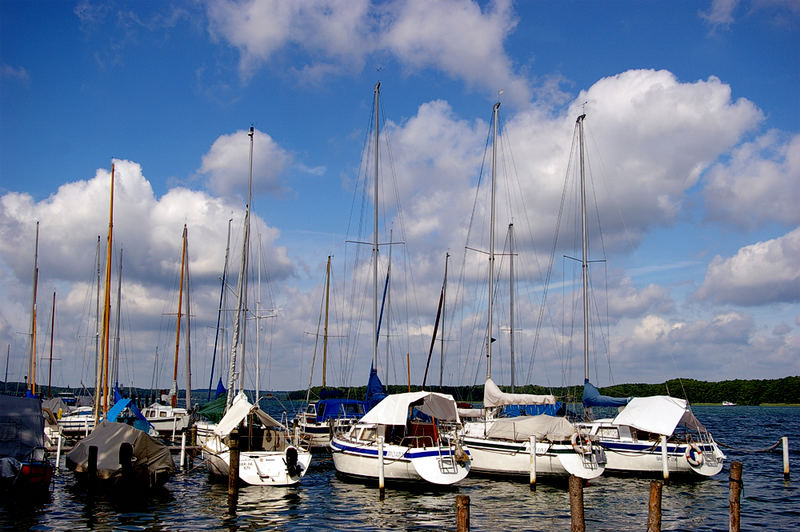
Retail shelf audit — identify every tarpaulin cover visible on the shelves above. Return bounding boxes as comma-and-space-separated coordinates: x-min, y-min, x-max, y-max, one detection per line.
501, 403, 563, 417
582, 379, 630, 408
483, 378, 556, 407
486, 415, 576, 442
213, 391, 282, 437
612, 396, 705, 436
65, 420, 175, 480
364, 365, 386, 410
360, 392, 460, 426
0, 395, 45, 461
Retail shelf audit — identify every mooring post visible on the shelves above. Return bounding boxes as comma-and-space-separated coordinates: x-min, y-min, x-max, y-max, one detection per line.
782, 436, 789, 480
55, 433, 63, 470
529, 435, 537, 490
647, 480, 663, 532
456, 494, 470, 532
179, 432, 187, 471
228, 428, 240, 500
119, 441, 134, 488
190, 424, 198, 447
729, 461, 743, 532
660, 435, 669, 483
378, 435, 385, 499
569, 475, 585, 532
87, 445, 98, 490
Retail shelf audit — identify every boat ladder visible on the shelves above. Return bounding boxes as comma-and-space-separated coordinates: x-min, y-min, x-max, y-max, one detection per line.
436, 438, 459, 474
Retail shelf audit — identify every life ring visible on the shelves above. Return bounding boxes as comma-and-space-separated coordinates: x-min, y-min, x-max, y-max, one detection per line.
685, 442, 704, 466
571, 432, 592, 455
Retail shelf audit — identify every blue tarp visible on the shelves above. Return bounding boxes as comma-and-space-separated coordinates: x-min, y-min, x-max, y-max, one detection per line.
582, 379, 630, 408
106, 398, 154, 433
365, 365, 386, 411
314, 398, 367, 422
501, 402, 564, 417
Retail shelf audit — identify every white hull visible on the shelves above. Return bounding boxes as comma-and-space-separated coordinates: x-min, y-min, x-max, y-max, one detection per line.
143, 404, 191, 436
297, 418, 357, 449
203, 440, 311, 486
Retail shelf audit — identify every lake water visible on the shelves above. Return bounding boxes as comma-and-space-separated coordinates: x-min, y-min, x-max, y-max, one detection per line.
2, 405, 798, 531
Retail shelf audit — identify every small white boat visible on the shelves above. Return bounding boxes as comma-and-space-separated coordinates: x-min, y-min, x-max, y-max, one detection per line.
143, 402, 191, 437
330, 391, 470, 485
202, 391, 311, 486
58, 406, 96, 438
722, 401, 736, 406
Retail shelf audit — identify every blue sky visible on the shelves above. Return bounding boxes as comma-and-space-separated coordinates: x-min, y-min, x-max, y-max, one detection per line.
1, 0, 798, 396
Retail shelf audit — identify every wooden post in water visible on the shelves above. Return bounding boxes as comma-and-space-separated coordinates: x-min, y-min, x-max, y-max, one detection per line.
782, 436, 789, 479
119, 442, 134, 489
190, 424, 198, 447
87, 445, 98, 490
660, 435, 669, 483
456, 494, 470, 532
228, 428, 240, 500
378, 435, 385, 499
569, 475, 585, 532
647, 480, 662, 532
179, 432, 186, 471
529, 435, 537, 490
729, 461, 742, 532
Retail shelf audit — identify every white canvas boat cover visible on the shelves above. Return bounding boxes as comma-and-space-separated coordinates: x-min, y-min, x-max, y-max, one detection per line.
483, 378, 556, 407
214, 391, 282, 437
486, 415, 576, 442
360, 392, 460, 426
612, 396, 706, 436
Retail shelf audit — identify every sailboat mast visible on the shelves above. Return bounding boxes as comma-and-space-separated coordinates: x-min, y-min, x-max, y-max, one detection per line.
385, 229, 392, 383
208, 218, 232, 401
113, 249, 122, 389
577, 114, 589, 382
184, 232, 192, 411
440, 252, 449, 388
173, 225, 187, 408
509, 223, 515, 392
101, 163, 115, 414
48, 290, 55, 398
240, 125, 255, 392
255, 237, 261, 403
28, 221, 39, 395
372, 81, 380, 370
93, 235, 102, 422
486, 102, 500, 380
323, 255, 331, 388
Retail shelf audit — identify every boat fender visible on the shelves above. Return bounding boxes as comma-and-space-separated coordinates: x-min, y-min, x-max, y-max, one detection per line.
285, 446, 301, 477
685, 442, 704, 466
264, 428, 272, 442
571, 432, 592, 455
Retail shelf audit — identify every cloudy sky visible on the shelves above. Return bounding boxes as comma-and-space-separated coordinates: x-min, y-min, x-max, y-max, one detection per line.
1, 0, 798, 397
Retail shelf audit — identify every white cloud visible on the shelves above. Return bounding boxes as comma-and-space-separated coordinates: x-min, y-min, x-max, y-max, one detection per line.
703, 131, 800, 228
699, 0, 738, 29
695, 227, 800, 305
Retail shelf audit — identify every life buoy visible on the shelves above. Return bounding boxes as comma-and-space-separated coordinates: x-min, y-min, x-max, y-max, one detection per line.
571, 432, 592, 455
685, 442, 704, 466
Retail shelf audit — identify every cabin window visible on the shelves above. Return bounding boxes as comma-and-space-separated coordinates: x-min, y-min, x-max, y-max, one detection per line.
159, 412, 167, 418
343, 403, 364, 416
306, 404, 316, 415
146, 410, 154, 417
597, 427, 619, 439
359, 427, 377, 442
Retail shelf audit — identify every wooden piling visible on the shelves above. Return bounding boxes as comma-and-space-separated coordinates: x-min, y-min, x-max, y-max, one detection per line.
782, 436, 789, 480
190, 424, 197, 447
529, 435, 537, 491
729, 461, 742, 532
119, 441, 134, 488
456, 494, 470, 532
646, 480, 662, 532
87, 445, 98, 490
569, 475, 585, 532
228, 428, 240, 499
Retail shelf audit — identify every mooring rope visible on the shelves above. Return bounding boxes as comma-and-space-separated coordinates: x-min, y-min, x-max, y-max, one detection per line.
715, 438, 783, 453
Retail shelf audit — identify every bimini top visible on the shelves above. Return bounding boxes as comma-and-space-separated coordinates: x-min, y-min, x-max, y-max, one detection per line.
483, 378, 556, 407
360, 391, 460, 426
612, 395, 706, 436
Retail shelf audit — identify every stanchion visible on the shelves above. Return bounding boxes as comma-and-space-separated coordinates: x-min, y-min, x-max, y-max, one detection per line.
647, 480, 662, 532
569, 475, 585, 532
456, 494, 470, 532
529, 435, 537, 491
729, 461, 742, 532
782, 436, 789, 480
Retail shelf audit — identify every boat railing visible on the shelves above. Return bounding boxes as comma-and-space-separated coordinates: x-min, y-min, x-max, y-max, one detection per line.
401, 435, 435, 448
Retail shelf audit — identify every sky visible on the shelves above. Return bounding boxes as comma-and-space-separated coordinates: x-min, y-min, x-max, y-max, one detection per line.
1, 0, 798, 398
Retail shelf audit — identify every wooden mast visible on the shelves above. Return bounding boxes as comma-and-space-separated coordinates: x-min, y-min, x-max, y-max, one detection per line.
101, 163, 115, 414
184, 230, 192, 412
48, 291, 55, 398
172, 224, 187, 408
28, 221, 39, 395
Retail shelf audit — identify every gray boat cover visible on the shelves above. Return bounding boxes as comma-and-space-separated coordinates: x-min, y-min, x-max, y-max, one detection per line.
66, 421, 175, 481
485, 415, 576, 442
483, 378, 556, 407
42, 397, 72, 416
0, 395, 45, 461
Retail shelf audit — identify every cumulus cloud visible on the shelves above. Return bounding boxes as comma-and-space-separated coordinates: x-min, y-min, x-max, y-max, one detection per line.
695, 227, 800, 305
703, 131, 800, 228
699, 0, 738, 29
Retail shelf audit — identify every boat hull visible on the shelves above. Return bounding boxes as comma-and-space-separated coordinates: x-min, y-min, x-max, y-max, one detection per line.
204, 447, 311, 486
601, 441, 724, 477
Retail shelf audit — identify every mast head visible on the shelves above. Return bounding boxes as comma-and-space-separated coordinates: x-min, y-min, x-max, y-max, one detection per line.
576, 113, 586, 123
248, 126, 254, 137
374, 81, 381, 93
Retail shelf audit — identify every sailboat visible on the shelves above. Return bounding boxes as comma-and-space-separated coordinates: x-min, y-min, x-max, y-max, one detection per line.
330, 83, 470, 486
567, 114, 725, 477
459, 102, 606, 480
144, 225, 192, 437
200, 127, 311, 486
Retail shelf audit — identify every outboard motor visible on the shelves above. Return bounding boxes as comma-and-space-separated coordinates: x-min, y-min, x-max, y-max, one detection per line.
285, 446, 302, 478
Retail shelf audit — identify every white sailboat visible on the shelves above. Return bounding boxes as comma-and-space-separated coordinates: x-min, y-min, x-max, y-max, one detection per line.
460, 102, 606, 480
200, 126, 311, 486
330, 82, 470, 486
568, 113, 725, 477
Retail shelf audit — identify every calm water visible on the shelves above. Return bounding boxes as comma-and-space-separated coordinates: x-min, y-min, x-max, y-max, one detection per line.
2, 406, 798, 531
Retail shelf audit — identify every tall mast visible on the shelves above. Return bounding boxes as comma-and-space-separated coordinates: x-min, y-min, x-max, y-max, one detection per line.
372, 82, 380, 370
323, 255, 331, 388
113, 249, 122, 390
486, 102, 500, 380
184, 231, 192, 411
440, 252, 449, 388
509, 223, 516, 392
226, 126, 254, 409
240, 125, 255, 391
28, 221, 39, 395
385, 228, 392, 383
172, 225, 187, 408
93, 235, 102, 422
102, 163, 115, 414
577, 114, 589, 382
3, 345, 9, 394
48, 291, 55, 398
255, 237, 261, 403
208, 218, 232, 401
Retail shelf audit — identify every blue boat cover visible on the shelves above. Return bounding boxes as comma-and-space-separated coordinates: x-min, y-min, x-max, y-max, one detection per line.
582, 379, 630, 408
315, 398, 367, 422
501, 402, 564, 417
106, 397, 154, 433
365, 364, 386, 411
215, 378, 226, 399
